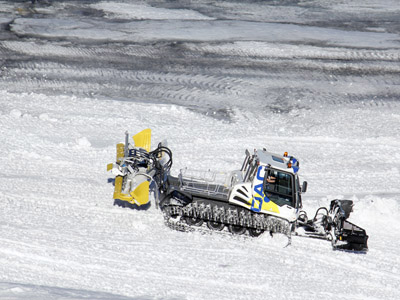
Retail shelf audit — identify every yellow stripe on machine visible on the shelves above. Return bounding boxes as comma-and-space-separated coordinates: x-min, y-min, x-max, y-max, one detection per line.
262, 200, 280, 214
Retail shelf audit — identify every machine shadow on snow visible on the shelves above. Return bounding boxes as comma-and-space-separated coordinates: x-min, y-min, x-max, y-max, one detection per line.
113, 198, 152, 211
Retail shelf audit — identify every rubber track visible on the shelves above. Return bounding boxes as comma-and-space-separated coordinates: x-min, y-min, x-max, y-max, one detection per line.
162, 202, 292, 236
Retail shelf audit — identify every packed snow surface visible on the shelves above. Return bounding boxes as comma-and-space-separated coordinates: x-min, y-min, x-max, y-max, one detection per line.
0, 1, 400, 299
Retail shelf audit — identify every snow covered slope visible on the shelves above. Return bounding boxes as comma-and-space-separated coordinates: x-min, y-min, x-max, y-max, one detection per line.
1, 90, 399, 300
0, 1, 400, 299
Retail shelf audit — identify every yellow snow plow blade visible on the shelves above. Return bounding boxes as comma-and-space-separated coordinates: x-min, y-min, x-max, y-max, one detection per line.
130, 181, 150, 206
109, 130, 152, 206
113, 177, 150, 206
133, 128, 151, 152
113, 176, 133, 202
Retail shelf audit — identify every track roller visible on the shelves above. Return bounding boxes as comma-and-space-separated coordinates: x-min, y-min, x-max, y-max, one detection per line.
207, 220, 225, 231
228, 224, 246, 235
248, 228, 264, 237
184, 216, 203, 226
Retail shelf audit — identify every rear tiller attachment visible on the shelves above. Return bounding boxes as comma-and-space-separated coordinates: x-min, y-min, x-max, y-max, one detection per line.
297, 199, 368, 252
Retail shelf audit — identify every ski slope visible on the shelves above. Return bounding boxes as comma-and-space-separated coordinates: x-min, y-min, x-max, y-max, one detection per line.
1, 1, 400, 299
1, 91, 400, 300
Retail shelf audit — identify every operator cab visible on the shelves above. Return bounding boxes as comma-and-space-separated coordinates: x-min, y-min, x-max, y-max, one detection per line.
264, 169, 294, 207
231, 148, 305, 216
253, 149, 305, 210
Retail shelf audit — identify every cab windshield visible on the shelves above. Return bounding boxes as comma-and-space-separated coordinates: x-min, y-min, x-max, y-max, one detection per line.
263, 169, 294, 207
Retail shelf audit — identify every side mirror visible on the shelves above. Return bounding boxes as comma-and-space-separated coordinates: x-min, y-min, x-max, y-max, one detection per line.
302, 181, 308, 193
